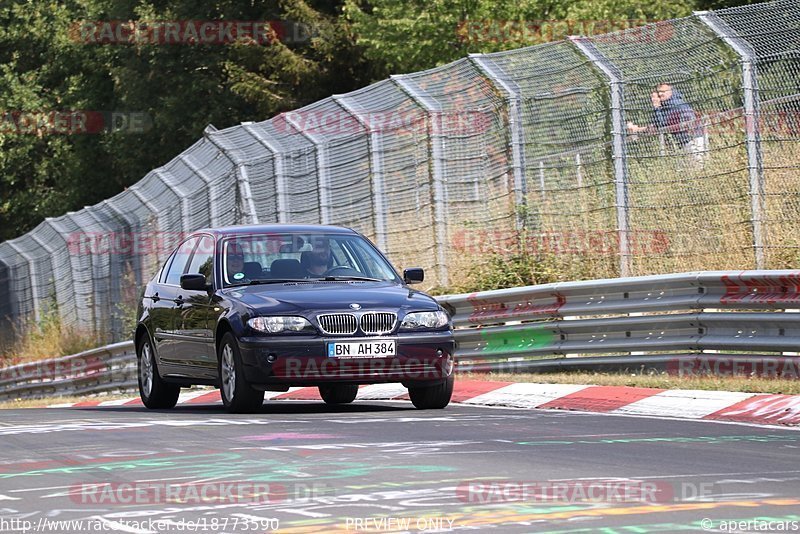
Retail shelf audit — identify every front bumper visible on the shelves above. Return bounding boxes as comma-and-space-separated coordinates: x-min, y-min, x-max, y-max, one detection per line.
237, 330, 455, 387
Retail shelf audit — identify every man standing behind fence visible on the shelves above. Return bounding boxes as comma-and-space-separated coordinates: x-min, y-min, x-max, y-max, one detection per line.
628, 83, 707, 162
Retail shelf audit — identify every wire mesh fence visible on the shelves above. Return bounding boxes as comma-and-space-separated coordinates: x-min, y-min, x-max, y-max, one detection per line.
1, 0, 799, 345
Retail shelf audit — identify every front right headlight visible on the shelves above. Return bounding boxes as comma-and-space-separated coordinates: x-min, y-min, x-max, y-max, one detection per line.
399, 310, 451, 330
248, 316, 314, 334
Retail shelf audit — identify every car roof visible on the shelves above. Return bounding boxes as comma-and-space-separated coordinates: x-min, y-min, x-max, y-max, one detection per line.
190, 224, 359, 238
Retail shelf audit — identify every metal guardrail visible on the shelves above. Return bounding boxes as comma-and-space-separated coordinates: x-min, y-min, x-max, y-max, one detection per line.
2, 270, 800, 400
0, 341, 136, 401
439, 270, 800, 372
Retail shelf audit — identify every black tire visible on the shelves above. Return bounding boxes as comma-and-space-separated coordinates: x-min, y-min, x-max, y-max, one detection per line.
319, 384, 359, 405
137, 334, 180, 409
408, 373, 454, 409
218, 332, 264, 413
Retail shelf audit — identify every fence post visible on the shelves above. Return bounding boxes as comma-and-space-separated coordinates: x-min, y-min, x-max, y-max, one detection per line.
539, 161, 546, 200
696, 11, 766, 269
204, 126, 260, 225
42, 218, 84, 329
570, 36, 631, 278
469, 54, 528, 229
6, 242, 39, 323
392, 74, 449, 287
179, 154, 221, 226
242, 124, 289, 223
284, 113, 331, 225
332, 95, 388, 251
153, 168, 191, 229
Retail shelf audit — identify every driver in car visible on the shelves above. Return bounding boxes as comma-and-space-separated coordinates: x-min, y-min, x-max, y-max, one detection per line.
226, 242, 248, 283
302, 236, 332, 276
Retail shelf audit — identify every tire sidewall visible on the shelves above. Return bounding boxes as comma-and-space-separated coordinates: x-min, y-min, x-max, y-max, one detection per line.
218, 332, 264, 412
137, 334, 157, 404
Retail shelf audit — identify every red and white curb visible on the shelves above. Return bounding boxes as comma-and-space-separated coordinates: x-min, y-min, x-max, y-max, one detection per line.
44, 380, 800, 427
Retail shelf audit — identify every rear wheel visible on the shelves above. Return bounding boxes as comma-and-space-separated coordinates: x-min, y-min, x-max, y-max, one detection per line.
137, 334, 180, 409
408, 373, 454, 409
219, 332, 264, 413
319, 384, 359, 405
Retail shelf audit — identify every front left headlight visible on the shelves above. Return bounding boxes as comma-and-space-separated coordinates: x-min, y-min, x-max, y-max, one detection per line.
399, 310, 451, 330
248, 316, 314, 334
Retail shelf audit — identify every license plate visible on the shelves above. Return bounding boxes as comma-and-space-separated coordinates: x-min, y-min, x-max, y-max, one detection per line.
327, 339, 396, 359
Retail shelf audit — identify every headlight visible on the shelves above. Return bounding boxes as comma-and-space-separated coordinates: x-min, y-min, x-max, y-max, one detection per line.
400, 310, 450, 330
248, 316, 313, 334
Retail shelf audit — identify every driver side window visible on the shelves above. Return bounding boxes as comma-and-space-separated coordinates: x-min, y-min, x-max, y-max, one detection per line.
164, 237, 199, 286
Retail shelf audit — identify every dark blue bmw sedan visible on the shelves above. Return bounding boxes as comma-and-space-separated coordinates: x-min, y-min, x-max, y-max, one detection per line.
134, 225, 455, 413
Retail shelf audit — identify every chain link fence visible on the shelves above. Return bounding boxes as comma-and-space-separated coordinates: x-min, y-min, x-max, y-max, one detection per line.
1, 0, 799, 344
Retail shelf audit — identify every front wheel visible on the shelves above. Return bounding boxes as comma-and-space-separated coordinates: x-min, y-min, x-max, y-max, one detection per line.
137, 334, 180, 409
408, 373, 454, 409
319, 384, 359, 404
218, 332, 265, 413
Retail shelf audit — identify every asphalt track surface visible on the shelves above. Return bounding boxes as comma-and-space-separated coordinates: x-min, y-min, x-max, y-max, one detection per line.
1, 401, 799, 533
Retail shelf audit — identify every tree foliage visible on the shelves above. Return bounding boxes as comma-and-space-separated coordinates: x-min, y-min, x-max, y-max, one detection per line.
0, 0, 770, 241
343, 0, 696, 77
0, 0, 376, 241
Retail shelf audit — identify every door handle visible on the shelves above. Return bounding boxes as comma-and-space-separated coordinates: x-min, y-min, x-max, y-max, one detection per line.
175, 296, 185, 306
151, 293, 160, 302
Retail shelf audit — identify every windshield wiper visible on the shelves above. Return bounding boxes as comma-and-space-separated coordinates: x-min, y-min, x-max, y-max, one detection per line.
313, 276, 383, 282
227, 279, 305, 287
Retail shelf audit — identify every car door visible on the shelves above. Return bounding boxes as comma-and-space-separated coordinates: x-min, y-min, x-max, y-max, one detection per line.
173, 234, 217, 378
153, 236, 199, 373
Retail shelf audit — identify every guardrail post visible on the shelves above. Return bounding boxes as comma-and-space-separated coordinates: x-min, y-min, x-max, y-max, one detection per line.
570, 37, 631, 277
332, 95, 388, 251
392, 74, 449, 287
204, 126, 260, 225
284, 113, 332, 225
696, 11, 766, 269
469, 54, 529, 230
242, 124, 289, 223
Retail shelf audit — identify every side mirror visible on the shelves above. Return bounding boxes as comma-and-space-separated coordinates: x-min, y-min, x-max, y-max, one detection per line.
180, 274, 210, 291
403, 268, 424, 285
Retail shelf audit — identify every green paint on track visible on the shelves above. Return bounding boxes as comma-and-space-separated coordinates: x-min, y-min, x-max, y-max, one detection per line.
0, 452, 456, 482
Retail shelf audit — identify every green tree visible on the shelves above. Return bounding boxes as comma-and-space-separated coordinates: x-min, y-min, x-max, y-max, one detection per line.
343, 0, 696, 76
0, 0, 376, 241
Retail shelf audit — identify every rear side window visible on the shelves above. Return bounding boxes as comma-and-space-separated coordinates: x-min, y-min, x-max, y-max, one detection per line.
165, 237, 199, 286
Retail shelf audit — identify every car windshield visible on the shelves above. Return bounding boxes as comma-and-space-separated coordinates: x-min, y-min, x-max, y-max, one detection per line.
221, 232, 400, 287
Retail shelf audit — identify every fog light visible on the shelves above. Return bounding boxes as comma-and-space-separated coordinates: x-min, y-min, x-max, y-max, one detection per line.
266, 353, 278, 363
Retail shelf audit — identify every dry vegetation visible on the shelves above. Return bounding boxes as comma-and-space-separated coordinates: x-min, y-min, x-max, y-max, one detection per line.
1, 311, 97, 366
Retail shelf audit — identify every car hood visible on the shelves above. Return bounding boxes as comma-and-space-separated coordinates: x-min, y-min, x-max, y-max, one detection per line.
219, 280, 440, 315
